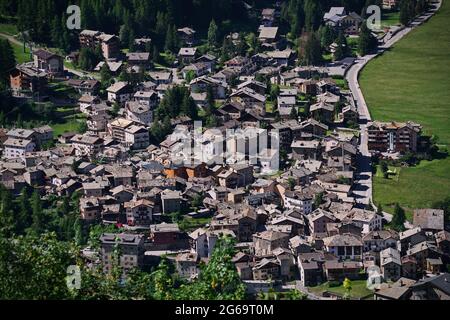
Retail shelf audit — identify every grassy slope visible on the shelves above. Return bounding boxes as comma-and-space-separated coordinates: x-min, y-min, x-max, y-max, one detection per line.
374, 157, 450, 217
360, 1, 450, 144
360, 0, 450, 213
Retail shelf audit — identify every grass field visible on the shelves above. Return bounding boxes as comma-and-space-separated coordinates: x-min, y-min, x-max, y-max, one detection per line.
381, 11, 400, 27
51, 119, 82, 137
0, 23, 18, 36
309, 280, 373, 299
360, 1, 450, 144
360, 1, 450, 211
10, 40, 32, 63
374, 157, 450, 219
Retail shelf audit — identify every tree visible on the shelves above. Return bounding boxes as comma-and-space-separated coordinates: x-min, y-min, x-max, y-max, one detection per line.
377, 204, 383, 216
343, 278, 352, 299
0, 39, 16, 85
314, 192, 324, 208
207, 19, 218, 49
334, 30, 349, 61
77, 120, 88, 134
30, 189, 45, 235
16, 188, 32, 235
270, 84, 280, 102
319, 25, 335, 48
302, 32, 323, 66
77, 47, 101, 71
174, 236, 246, 300
180, 94, 198, 120
247, 32, 260, 55
399, 0, 412, 25
164, 24, 179, 53
290, 0, 305, 38
289, 106, 298, 120
380, 160, 389, 179
304, 0, 322, 31
0, 233, 76, 299
191, 193, 205, 211
287, 177, 296, 191
100, 63, 112, 86
0, 186, 15, 237
150, 257, 175, 300
358, 22, 378, 56
185, 70, 196, 83
392, 203, 406, 232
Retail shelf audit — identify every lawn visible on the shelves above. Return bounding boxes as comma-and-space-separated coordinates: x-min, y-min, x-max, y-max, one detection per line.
381, 11, 400, 27
51, 119, 82, 137
374, 157, 450, 219
178, 217, 212, 232
360, 1, 450, 144
0, 23, 18, 36
309, 280, 373, 300
360, 1, 450, 212
11, 40, 32, 63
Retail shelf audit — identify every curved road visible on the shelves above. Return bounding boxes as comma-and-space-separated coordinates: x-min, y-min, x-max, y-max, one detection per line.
347, 1, 442, 207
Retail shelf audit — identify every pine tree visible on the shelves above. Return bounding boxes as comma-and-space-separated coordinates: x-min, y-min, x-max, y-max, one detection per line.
303, 32, 323, 66
51, 17, 62, 48
30, 189, 45, 236
180, 94, 198, 120
207, 19, 218, 49
289, 106, 298, 120
359, 22, 377, 56
16, 188, 32, 235
0, 186, 15, 237
399, 0, 411, 25
304, 0, 322, 31
119, 22, 132, 48
164, 24, 178, 53
334, 31, 348, 61
320, 25, 335, 48
392, 203, 406, 232
0, 39, 16, 85
290, 0, 305, 38
100, 63, 112, 86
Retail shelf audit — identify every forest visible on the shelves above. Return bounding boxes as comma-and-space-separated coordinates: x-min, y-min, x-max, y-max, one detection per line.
0, 0, 377, 52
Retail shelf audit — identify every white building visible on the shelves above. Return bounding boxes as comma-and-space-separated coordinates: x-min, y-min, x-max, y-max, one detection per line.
133, 90, 159, 109
3, 138, 36, 159
283, 191, 313, 214
345, 209, 383, 234
124, 125, 150, 150
125, 101, 153, 126
107, 81, 132, 104
70, 134, 104, 157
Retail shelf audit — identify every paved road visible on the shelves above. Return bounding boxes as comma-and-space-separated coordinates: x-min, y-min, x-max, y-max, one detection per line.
347, 1, 442, 207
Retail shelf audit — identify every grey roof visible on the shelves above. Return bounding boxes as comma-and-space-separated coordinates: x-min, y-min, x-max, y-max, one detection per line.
323, 234, 363, 247
100, 233, 144, 245
258, 27, 278, 40
413, 209, 445, 230
411, 273, 450, 296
